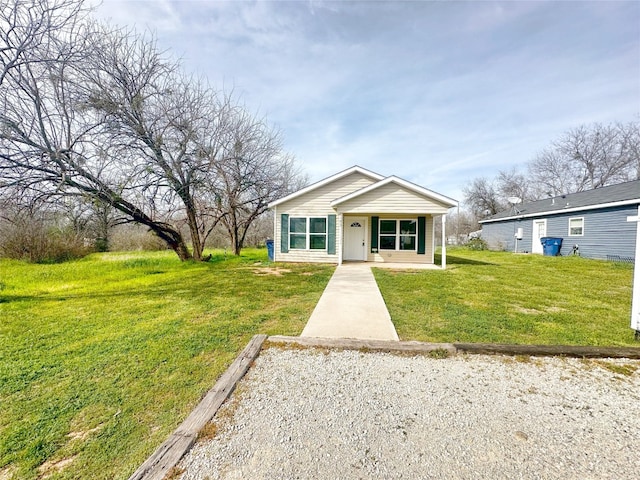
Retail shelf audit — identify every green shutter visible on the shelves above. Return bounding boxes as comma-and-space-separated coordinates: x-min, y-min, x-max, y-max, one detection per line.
280, 214, 289, 253
327, 214, 336, 254
417, 216, 426, 254
371, 216, 379, 252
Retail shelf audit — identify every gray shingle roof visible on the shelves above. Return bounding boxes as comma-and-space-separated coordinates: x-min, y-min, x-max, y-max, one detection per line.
480, 179, 640, 223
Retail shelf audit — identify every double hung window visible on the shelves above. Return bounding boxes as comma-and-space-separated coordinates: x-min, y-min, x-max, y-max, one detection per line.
379, 219, 417, 251
289, 217, 327, 250
568, 217, 584, 236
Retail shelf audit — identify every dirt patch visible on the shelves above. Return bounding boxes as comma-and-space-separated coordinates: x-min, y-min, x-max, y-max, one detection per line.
512, 305, 566, 315
545, 306, 565, 313
67, 425, 103, 441
252, 267, 292, 276
0, 465, 17, 480
581, 359, 639, 377
38, 456, 77, 478
514, 306, 541, 315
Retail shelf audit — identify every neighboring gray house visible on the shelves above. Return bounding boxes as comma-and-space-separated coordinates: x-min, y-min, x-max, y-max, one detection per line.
479, 180, 640, 260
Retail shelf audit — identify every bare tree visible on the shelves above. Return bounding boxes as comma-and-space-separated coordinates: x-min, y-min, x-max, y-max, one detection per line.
619, 122, 640, 180
85, 26, 306, 259
0, 7, 198, 260
496, 168, 532, 202
213, 109, 301, 255
84, 26, 232, 260
462, 177, 504, 218
1, 1, 302, 261
0, 0, 87, 85
528, 123, 639, 195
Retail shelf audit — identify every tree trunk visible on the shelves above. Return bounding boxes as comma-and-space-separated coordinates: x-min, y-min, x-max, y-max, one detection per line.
135, 216, 193, 261
170, 237, 193, 262
225, 220, 242, 256
185, 205, 204, 261
233, 229, 241, 255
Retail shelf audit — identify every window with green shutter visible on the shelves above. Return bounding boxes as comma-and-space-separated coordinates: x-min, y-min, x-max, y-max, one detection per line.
417, 216, 426, 254
370, 216, 379, 252
280, 214, 289, 253
378, 219, 418, 251
287, 216, 328, 250
327, 215, 336, 254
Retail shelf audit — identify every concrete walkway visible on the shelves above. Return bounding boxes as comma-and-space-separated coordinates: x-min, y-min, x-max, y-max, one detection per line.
300, 263, 399, 341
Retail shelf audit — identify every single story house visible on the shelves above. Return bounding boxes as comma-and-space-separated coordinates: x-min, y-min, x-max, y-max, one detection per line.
268, 166, 458, 266
479, 179, 640, 260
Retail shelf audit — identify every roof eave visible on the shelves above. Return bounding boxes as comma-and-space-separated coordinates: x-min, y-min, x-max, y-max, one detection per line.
479, 198, 640, 224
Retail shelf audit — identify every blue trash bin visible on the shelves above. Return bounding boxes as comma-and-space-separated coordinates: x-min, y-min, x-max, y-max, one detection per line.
265, 239, 274, 261
540, 237, 563, 256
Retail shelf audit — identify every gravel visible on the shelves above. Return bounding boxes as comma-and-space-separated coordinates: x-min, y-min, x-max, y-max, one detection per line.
179, 347, 640, 480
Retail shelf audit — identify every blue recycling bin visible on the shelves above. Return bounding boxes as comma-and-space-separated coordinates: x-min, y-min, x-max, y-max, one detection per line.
540, 237, 563, 256
265, 239, 274, 261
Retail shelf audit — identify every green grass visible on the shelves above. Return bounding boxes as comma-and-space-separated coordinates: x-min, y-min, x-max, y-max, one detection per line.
373, 248, 636, 346
2, 247, 637, 479
0, 249, 334, 480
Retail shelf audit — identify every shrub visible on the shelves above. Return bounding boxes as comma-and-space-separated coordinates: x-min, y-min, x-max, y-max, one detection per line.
0, 219, 91, 263
465, 236, 489, 251
109, 224, 167, 251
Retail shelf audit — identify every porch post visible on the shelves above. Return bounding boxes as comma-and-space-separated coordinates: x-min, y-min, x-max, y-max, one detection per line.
337, 213, 343, 265
273, 206, 277, 262
441, 214, 447, 269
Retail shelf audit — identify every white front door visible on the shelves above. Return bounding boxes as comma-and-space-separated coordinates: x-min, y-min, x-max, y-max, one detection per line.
532, 219, 547, 254
344, 216, 367, 261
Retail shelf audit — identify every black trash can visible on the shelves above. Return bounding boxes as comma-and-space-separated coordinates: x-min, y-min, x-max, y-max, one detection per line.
540, 237, 563, 256
265, 239, 274, 261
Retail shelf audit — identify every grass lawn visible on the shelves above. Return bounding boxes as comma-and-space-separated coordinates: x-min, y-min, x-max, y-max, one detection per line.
374, 248, 636, 346
0, 249, 334, 480
1, 247, 636, 479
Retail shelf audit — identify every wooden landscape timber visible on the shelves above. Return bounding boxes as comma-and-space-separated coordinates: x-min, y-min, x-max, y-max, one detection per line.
267, 335, 457, 355
268, 335, 640, 359
128, 334, 267, 480
455, 342, 640, 359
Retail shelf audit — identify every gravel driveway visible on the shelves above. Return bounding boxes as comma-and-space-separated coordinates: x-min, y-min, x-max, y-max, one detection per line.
179, 347, 640, 480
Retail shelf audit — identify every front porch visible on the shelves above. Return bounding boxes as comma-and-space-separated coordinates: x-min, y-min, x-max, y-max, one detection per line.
338, 213, 450, 268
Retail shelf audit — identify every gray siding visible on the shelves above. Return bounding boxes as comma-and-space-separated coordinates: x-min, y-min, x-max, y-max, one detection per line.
482, 222, 524, 252
482, 204, 638, 260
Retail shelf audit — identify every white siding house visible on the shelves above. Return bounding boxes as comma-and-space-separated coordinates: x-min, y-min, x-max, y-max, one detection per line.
269, 166, 458, 266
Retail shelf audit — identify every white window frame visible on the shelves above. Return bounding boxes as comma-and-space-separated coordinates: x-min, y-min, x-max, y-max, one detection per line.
378, 218, 418, 252
568, 217, 584, 236
289, 216, 328, 250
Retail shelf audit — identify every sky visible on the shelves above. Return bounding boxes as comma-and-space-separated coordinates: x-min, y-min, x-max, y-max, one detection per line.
93, 0, 640, 202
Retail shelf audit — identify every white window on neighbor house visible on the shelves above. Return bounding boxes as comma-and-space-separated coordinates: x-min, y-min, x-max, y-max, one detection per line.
568, 217, 584, 236
379, 219, 417, 251
289, 217, 327, 250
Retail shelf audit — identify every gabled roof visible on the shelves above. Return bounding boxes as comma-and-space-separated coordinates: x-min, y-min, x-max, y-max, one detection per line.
331, 175, 458, 208
480, 179, 640, 224
268, 165, 384, 208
